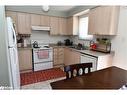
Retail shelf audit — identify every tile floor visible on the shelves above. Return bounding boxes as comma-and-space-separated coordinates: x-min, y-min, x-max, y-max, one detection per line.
21, 77, 66, 89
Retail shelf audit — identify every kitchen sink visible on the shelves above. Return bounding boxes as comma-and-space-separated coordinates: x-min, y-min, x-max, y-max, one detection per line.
70, 45, 88, 50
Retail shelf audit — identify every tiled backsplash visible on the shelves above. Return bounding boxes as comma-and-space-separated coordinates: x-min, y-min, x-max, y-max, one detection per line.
31, 31, 69, 44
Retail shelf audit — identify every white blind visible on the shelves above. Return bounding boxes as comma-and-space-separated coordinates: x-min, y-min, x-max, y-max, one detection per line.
79, 16, 93, 40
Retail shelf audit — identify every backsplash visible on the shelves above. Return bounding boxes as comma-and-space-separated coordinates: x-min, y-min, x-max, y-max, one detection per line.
17, 35, 31, 47
71, 36, 93, 47
31, 31, 69, 44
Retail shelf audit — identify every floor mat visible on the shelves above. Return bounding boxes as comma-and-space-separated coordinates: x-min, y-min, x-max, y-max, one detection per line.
20, 68, 66, 86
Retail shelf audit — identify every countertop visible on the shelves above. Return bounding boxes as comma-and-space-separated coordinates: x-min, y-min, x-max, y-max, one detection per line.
18, 45, 32, 50
50, 44, 114, 57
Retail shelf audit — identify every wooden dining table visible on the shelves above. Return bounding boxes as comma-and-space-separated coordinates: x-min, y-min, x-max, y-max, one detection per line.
50, 66, 127, 89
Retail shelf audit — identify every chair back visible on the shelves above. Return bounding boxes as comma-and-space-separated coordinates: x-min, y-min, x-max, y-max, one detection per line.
64, 63, 92, 79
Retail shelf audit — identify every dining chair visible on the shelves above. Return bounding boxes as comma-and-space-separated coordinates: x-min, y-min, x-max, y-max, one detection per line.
64, 63, 92, 79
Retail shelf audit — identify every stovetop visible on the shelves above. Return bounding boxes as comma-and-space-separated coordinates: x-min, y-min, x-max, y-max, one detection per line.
33, 44, 52, 50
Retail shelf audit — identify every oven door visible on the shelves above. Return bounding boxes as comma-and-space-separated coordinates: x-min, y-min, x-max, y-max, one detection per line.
33, 49, 53, 63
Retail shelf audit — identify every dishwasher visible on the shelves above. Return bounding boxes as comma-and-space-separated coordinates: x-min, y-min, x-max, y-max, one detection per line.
80, 54, 98, 72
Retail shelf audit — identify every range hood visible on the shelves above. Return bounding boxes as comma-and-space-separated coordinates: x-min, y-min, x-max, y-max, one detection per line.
32, 26, 50, 31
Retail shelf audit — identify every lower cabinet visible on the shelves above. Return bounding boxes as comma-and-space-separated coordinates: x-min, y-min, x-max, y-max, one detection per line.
18, 49, 32, 73
80, 53, 114, 71
64, 48, 80, 66
53, 47, 64, 67
97, 54, 114, 70
80, 54, 97, 72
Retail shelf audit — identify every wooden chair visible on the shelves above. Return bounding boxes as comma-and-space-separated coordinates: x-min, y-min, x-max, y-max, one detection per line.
64, 63, 92, 79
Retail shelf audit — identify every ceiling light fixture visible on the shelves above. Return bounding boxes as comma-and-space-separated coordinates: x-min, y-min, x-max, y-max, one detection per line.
42, 6, 49, 12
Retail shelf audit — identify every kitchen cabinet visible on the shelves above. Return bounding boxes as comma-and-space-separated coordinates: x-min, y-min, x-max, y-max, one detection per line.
50, 16, 68, 35
64, 48, 80, 66
67, 16, 79, 35
80, 54, 97, 72
31, 14, 41, 26
88, 6, 120, 35
80, 52, 114, 71
41, 15, 50, 26
71, 49, 81, 64
18, 49, 32, 73
53, 47, 64, 67
97, 54, 113, 70
5, 11, 18, 34
64, 48, 72, 66
50, 16, 59, 35
59, 17, 67, 35
17, 12, 31, 34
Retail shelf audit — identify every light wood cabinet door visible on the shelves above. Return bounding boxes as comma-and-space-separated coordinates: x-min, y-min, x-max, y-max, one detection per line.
6, 11, 18, 34
41, 15, 50, 26
18, 49, 32, 72
64, 48, 80, 66
50, 16, 59, 35
71, 50, 81, 64
31, 14, 41, 26
67, 16, 79, 35
53, 47, 64, 67
64, 48, 72, 66
67, 17, 73, 35
59, 17, 67, 35
88, 6, 120, 35
17, 13, 31, 34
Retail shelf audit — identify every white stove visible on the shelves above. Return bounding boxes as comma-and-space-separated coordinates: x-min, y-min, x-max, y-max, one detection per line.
32, 41, 53, 71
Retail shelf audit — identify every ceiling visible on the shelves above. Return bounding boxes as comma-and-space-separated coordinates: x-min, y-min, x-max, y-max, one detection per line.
5, 6, 95, 17
48, 6, 76, 12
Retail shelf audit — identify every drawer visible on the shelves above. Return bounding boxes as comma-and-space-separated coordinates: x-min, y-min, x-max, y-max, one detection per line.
34, 62, 53, 71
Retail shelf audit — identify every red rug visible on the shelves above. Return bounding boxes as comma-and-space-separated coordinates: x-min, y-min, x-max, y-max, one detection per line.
20, 68, 66, 86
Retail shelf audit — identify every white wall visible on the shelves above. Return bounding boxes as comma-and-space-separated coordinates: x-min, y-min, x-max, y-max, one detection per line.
31, 31, 69, 44
111, 7, 127, 70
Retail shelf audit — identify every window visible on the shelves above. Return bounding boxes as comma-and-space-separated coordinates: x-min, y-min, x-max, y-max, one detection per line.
79, 16, 93, 40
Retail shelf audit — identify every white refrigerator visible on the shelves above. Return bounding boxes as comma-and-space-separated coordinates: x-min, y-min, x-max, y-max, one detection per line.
6, 17, 20, 89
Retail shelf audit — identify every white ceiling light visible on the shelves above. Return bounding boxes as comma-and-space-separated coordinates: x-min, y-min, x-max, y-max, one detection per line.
42, 6, 49, 12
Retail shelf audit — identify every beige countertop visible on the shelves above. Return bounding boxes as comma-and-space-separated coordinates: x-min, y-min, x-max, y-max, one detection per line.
79, 50, 114, 57
50, 44, 114, 57
18, 46, 32, 50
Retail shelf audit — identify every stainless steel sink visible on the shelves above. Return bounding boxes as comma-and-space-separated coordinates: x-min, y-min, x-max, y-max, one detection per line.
70, 45, 88, 50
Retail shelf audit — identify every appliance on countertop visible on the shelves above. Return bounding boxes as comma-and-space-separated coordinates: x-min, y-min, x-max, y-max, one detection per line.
6, 17, 20, 89
32, 41, 53, 71
31, 26, 50, 31
64, 39, 73, 46
90, 38, 111, 53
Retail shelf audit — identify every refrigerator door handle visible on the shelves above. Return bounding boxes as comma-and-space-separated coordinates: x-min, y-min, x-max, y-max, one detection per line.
11, 25, 17, 45
8, 46, 13, 48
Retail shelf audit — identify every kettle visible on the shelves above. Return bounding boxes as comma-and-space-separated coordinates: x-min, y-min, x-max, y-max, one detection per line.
33, 41, 39, 48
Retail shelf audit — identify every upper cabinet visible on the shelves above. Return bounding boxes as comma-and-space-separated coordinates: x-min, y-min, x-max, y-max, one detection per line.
31, 14, 41, 26
88, 6, 120, 35
67, 16, 79, 35
41, 15, 50, 26
50, 16, 59, 35
59, 17, 67, 35
17, 12, 31, 34
6, 11, 18, 34
31, 14, 50, 26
